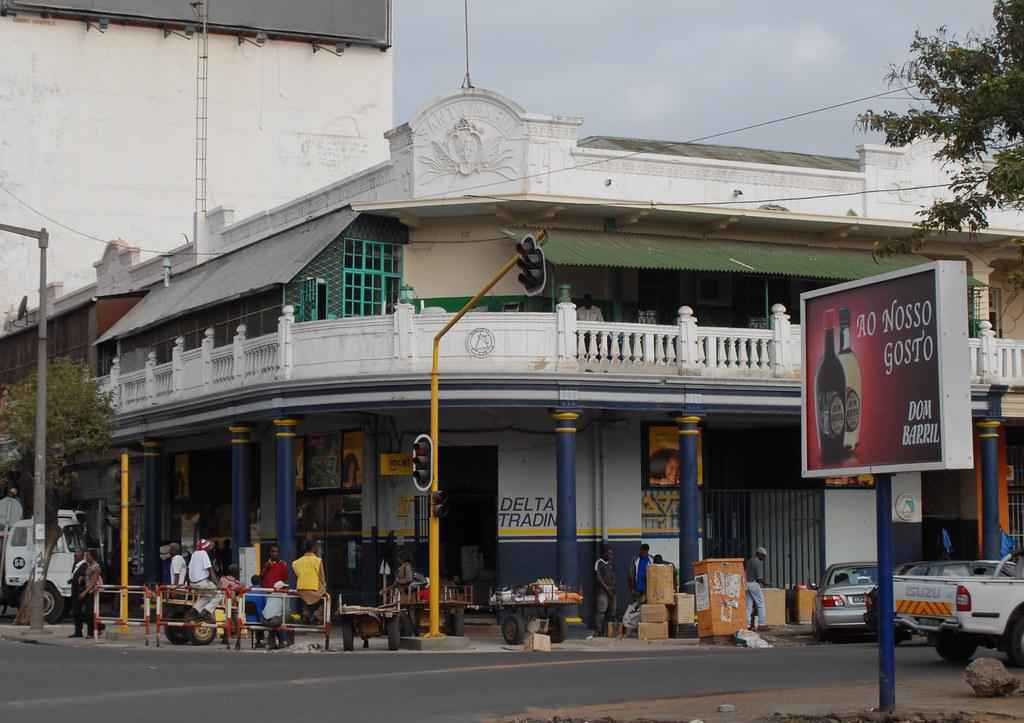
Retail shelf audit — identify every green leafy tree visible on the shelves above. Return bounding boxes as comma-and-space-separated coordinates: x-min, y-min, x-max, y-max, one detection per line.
0, 358, 113, 624
859, 0, 1024, 280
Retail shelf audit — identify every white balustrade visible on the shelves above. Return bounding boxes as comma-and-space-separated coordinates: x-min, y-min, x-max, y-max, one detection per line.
101, 300, 1021, 414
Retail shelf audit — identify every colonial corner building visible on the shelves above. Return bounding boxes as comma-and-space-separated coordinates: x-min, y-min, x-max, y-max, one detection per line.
2, 86, 1023, 618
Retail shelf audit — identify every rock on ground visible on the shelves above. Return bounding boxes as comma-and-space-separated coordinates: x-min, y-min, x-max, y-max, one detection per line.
964, 658, 1020, 698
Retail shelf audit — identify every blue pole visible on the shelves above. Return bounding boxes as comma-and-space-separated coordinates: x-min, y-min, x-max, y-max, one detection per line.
875, 473, 895, 713
142, 440, 162, 584
978, 420, 1002, 560
230, 425, 252, 566
677, 416, 701, 583
552, 410, 580, 588
274, 419, 298, 581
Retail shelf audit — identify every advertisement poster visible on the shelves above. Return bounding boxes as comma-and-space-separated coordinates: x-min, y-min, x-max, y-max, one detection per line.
306, 433, 341, 490
294, 437, 305, 492
801, 262, 972, 476
642, 489, 679, 533
824, 475, 874, 489
342, 431, 364, 492
174, 454, 190, 500
643, 424, 703, 489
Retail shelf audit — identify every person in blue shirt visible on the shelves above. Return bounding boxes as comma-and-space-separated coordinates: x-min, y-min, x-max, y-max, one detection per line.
628, 544, 651, 604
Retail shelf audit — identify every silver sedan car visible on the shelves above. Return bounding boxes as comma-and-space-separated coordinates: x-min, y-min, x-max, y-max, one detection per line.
812, 562, 877, 642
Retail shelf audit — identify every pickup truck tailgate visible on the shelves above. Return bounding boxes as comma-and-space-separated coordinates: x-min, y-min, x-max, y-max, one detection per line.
894, 577, 957, 624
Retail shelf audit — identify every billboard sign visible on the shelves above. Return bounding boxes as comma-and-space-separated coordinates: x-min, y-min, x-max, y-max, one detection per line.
2, 0, 391, 46
801, 261, 973, 477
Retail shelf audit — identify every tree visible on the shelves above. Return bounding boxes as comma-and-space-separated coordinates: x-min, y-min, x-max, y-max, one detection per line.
859, 0, 1024, 281
0, 358, 113, 624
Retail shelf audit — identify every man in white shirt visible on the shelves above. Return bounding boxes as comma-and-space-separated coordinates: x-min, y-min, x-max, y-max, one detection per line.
261, 580, 288, 650
0, 486, 23, 532
577, 294, 604, 323
189, 539, 220, 619
169, 543, 187, 586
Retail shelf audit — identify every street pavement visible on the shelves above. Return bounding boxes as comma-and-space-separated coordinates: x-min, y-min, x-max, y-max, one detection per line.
0, 632, 991, 723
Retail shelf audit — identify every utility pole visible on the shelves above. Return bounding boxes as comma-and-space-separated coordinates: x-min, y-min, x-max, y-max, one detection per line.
0, 222, 49, 632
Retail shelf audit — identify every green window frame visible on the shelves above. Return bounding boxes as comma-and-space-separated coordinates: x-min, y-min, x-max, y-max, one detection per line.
298, 277, 328, 322
342, 237, 402, 317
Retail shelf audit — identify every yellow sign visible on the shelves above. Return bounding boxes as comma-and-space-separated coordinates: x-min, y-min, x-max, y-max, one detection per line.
380, 452, 413, 476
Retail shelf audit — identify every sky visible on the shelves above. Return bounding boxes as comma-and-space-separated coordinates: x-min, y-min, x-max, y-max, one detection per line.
393, 1, 996, 158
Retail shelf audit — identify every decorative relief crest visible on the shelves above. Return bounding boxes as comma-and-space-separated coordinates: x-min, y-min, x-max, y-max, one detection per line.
420, 117, 517, 181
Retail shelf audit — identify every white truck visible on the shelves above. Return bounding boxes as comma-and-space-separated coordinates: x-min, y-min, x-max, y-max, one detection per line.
1, 510, 88, 623
893, 557, 1024, 665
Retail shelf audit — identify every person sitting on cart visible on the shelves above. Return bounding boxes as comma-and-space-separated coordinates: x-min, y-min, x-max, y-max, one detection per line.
293, 540, 327, 625
260, 581, 290, 650
189, 538, 220, 622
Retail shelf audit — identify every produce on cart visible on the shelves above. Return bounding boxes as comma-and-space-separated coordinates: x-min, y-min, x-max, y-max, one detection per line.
491, 578, 583, 645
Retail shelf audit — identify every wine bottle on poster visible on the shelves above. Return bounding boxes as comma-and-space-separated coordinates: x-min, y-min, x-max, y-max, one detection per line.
837, 307, 862, 458
814, 308, 847, 464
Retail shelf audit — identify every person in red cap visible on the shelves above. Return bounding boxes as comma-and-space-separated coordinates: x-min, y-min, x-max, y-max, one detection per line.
188, 539, 220, 620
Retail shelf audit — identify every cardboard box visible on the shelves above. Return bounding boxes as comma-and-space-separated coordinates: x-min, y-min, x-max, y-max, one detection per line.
606, 622, 621, 638
646, 564, 675, 604
672, 593, 695, 624
638, 621, 668, 640
762, 588, 786, 627
796, 589, 816, 624
525, 633, 551, 652
640, 604, 668, 623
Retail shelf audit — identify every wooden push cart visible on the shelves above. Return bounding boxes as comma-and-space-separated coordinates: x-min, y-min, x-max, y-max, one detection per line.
334, 599, 403, 651
388, 583, 472, 638
493, 597, 579, 645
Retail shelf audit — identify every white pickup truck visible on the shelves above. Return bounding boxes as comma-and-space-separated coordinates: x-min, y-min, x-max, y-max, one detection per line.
894, 557, 1024, 665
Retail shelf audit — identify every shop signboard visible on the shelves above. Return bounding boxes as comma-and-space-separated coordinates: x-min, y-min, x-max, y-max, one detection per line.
801, 261, 973, 477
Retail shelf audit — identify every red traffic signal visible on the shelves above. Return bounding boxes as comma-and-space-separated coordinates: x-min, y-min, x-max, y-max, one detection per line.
412, 434, 433, 492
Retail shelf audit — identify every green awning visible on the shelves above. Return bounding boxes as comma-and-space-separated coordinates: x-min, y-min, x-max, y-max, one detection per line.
543, 230, 931, 281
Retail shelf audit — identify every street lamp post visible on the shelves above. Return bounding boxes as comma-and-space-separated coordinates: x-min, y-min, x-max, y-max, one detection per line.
0, 222, 50, 632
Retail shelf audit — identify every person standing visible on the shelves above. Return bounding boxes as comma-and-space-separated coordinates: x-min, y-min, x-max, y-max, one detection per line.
69, 551, 87, 638
594, 545, 617, 636
260, 545, 289, 589
168, 543, 187, 586
0, 485, 23, 532
82, 549, 104, 637
746, 547, 769, 631
628, 544, 651, 604
293, 540, 326, 624
188, 538, 220, 621
577, 294, 605, 322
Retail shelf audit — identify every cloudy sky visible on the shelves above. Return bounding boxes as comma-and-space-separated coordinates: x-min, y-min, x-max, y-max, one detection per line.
393, 1, 995, 158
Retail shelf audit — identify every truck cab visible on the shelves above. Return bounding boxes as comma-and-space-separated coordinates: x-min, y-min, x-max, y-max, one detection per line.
1, 510, 88, 623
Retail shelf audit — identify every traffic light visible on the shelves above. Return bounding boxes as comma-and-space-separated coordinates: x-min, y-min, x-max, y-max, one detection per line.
516, 234, 546, 297
431, 491, 449, 519
412, 434, 433, 492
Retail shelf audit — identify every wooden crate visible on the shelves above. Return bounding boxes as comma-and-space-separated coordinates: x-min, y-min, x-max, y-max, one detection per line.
646, 564, 675, 604
671, 593, 695, 624
638, 621, 668, 640
762, 588, 787, 627
640, 604, 668, 623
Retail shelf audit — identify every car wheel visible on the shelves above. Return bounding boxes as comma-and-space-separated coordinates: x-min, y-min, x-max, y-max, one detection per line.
935, 631, 977, 662
1005, 613, 1024, 667
812, 619, 830, 643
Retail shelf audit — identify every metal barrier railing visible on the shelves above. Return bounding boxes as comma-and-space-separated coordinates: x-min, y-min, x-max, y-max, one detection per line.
91, 585, 153, 645
153, 584, 234, 649
232, 587, 331, 651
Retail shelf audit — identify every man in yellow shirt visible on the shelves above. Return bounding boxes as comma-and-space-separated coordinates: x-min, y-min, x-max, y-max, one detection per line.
293, 540, 326, 624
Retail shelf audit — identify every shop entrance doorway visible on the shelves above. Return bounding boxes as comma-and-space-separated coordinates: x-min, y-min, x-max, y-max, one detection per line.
438, 446, 498, 604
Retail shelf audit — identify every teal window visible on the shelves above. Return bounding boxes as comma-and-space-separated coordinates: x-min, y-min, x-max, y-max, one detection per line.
298, 277, 328, 322
342, 238, 402, 317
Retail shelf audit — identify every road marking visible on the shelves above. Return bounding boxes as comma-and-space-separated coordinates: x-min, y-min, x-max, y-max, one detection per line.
0, 655, 678, 710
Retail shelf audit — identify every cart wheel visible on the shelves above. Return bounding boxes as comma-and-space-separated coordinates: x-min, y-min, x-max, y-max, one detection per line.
448, 609, 466, 637
387, 616, 401, 651
400, 611, 417, 638
500, 612, 524, 645
549, 613, 568, 644
185, 609, 216, 647
164, 627, 189, 646
340, 619, 355, 652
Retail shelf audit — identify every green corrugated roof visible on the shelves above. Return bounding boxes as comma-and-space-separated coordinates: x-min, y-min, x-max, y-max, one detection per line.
543, 230, 930, 280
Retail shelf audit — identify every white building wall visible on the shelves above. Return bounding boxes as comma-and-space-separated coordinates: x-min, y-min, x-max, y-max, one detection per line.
824, 489, 877, 568
0, 15, 393, 308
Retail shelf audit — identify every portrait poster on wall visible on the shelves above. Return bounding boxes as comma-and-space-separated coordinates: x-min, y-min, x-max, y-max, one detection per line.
306, 433, 341, 490
174, 454, 190, 500
642, 423, 703, 489
341, 431, 364, 493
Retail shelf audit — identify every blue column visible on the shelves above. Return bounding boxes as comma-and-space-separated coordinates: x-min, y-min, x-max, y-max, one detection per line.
142, 439, 162, 584
230, 425, 252, 566
552, 410, 580, 588
978, 420, 1002, 560
677, 416, 701, 583
875, 473, 895, 712
274, 419, 298, 578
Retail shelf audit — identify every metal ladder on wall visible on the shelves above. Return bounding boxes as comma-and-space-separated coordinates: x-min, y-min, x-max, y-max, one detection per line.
192, 0, 209, 231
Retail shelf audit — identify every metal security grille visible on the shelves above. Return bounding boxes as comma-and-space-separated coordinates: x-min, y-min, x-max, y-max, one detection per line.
342, 238, 402, 317
1007, 445, 1024, 549
298, 277, 327, 322
703, 489, 824, 587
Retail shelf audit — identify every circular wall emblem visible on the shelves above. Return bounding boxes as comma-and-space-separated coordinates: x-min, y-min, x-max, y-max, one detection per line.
894, 493, 917, 523
12, 557, 25, 570
466, 328, 496, 358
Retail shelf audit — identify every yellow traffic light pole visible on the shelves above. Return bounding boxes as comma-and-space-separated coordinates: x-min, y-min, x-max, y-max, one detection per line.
120, 451, 129, 628
426, 230, 546, 637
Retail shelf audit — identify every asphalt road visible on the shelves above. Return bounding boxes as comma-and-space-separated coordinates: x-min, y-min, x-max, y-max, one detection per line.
0, 638, 975, 723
